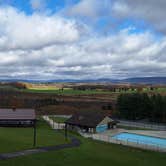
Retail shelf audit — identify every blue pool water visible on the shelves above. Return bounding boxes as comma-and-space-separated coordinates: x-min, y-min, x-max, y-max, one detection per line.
111, 132, 166, 148
96, 124, 107, 133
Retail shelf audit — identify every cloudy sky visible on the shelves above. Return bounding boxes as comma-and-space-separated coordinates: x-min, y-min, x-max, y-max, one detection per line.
0, 0, 166, 80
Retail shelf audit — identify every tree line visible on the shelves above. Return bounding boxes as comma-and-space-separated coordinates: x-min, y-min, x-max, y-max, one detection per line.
117, 93, 166, 123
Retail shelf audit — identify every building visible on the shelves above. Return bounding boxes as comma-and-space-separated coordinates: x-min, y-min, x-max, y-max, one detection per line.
0, 108, 36, 127
65, 112, 117, 133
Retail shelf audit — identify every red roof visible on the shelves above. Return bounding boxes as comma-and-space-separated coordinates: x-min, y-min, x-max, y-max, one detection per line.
0, 109, 36, 120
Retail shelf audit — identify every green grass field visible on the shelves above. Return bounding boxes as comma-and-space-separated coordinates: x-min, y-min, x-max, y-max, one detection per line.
21, 88, 139, 95
0, 132, 165, 166
20, 87, 166, 95
0, 119, 67, 154
21, 88, 114, 95
28, 87, 60, 90
1, 84, 166, 95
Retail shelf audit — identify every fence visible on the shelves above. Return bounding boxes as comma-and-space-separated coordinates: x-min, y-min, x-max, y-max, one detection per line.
92, 134, 166, 152
42, 116, 65, 130
50, 115, 72, 119
118, 120, 166, 130
42, 116, 166, 152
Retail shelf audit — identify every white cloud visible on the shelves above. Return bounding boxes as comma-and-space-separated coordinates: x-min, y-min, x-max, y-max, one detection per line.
64, 0, 111, 19
112, 0, 166, 34
0, 7, 81, 50
30, 0, 45, 11
0, 5, 166, 80
0, 25, 166, 79
64, 0, 166, 34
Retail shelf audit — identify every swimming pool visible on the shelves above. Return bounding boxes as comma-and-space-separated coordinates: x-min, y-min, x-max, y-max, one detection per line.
111, 132, 166, 149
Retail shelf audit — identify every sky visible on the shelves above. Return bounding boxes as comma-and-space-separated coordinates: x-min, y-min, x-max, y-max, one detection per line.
0, 0, 166, 80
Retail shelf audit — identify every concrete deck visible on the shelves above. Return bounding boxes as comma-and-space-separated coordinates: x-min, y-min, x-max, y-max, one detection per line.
91, 128, 166, 152
100, 129, 166, 139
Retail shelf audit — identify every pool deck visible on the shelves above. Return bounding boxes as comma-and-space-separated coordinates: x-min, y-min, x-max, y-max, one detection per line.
101, 129, 166, 139
91, 129, 166, 152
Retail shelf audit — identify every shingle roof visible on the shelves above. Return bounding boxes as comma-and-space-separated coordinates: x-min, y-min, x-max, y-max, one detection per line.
65, 112, 109, 128
0, 108, 36, 120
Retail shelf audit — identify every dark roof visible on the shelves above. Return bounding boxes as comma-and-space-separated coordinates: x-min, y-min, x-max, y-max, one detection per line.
0, 108, 36, 120
65, 112, 110, 128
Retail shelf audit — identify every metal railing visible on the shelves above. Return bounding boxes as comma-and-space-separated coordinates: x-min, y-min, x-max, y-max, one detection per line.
42, 116, 65, 130
118, 120, 166, 130
92, 134, 166, 152
43, 115, 166, 152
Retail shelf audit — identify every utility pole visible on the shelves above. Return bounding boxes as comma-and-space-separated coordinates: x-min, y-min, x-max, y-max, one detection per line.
65, 123, 68, 140
33, 120, 36, 147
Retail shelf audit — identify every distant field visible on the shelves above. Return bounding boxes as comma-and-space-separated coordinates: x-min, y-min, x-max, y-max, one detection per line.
26, 84, 61, 90
21, 87, 166, 95
23, 83, 166, 94
21, 86, 133, 95
1, 84, 166, 95
22, 88, 115, 95
154, 88, 166, 92
143, 87, 166, 92
28, 87, 60, 90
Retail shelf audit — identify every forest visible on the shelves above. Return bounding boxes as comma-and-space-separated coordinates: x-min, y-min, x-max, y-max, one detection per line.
117, 93, 166, 123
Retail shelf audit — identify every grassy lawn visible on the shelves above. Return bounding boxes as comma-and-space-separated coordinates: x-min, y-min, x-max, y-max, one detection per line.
0, 119, 67, 154
49, 116, 69, 123
0, 132, 165, 166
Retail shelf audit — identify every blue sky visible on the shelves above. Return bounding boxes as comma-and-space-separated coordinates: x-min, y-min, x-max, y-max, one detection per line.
0, 0, 65, 14
0, 0, 157, 35
0, 0, 165, 80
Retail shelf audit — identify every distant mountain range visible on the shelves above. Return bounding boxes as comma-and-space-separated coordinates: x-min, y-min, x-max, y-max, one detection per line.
0, 77, 166, 84
120, 77, 166, 84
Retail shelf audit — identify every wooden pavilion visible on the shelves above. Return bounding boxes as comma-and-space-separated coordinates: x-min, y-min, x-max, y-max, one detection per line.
0, 108, 37, 146
65, 112, 117, 136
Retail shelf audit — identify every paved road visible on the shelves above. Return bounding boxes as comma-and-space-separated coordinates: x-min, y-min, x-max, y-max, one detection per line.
0, 133, 81, 160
